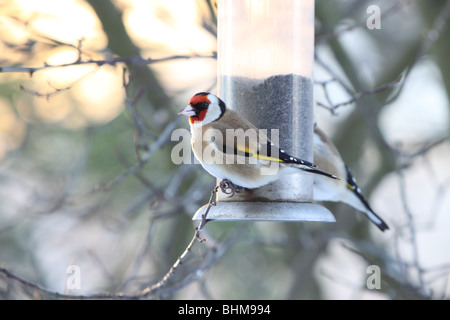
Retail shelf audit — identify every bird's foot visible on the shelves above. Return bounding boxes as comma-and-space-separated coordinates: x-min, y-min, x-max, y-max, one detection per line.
219, 179, 244, 197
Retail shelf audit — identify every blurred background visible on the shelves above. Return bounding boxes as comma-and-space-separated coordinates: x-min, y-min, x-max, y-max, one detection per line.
0, 0, 449, 299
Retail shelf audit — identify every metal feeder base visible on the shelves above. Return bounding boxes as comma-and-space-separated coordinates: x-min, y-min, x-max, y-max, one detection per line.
192, 201, 336, 222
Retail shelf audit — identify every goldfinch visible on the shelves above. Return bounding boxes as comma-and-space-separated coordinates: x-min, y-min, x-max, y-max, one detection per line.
312, 125, 389, 231
179, 92, 337, 188
179, 92, 389, 232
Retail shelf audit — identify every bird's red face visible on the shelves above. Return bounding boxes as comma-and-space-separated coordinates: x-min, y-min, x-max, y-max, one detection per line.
179, 92, 226, 126
186, 93, 210, 124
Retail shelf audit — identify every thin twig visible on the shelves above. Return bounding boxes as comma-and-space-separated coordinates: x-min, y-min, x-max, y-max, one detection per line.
101, 119, 180, 192
0, 53, 217, 76
397, 170, 427, 294
141, 186, 219, 296
0, 185, 221, 299
315, 66, 404, 114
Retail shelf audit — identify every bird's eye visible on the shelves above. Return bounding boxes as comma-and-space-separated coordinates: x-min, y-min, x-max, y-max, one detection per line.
202, 102, 209, 108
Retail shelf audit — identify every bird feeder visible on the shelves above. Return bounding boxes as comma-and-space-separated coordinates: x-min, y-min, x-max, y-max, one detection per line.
193, 0, 335, 222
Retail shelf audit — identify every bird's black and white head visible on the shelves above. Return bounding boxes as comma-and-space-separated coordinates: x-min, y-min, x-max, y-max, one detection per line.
179, 92, 226, 126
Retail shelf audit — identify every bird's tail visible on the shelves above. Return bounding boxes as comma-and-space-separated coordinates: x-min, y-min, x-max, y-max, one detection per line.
364, 206, 390, 232
303, 167, 339, 180
345, 165, 389, 232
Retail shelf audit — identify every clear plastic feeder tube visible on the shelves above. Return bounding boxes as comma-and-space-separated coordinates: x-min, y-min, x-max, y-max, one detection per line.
218, 0, 315, 201
193, 0, 335, 222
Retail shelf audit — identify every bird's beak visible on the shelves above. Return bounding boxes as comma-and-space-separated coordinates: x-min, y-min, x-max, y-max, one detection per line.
178, 104, 196, 117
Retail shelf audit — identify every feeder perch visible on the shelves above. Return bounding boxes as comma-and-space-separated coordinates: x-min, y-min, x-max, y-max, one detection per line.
193, 0, 335, 223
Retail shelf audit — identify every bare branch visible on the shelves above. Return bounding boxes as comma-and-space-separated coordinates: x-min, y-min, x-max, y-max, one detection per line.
0, 186, 222, 300
100, 119, 180, 193
0, 53, 217, 75
315, 74, 404, 114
